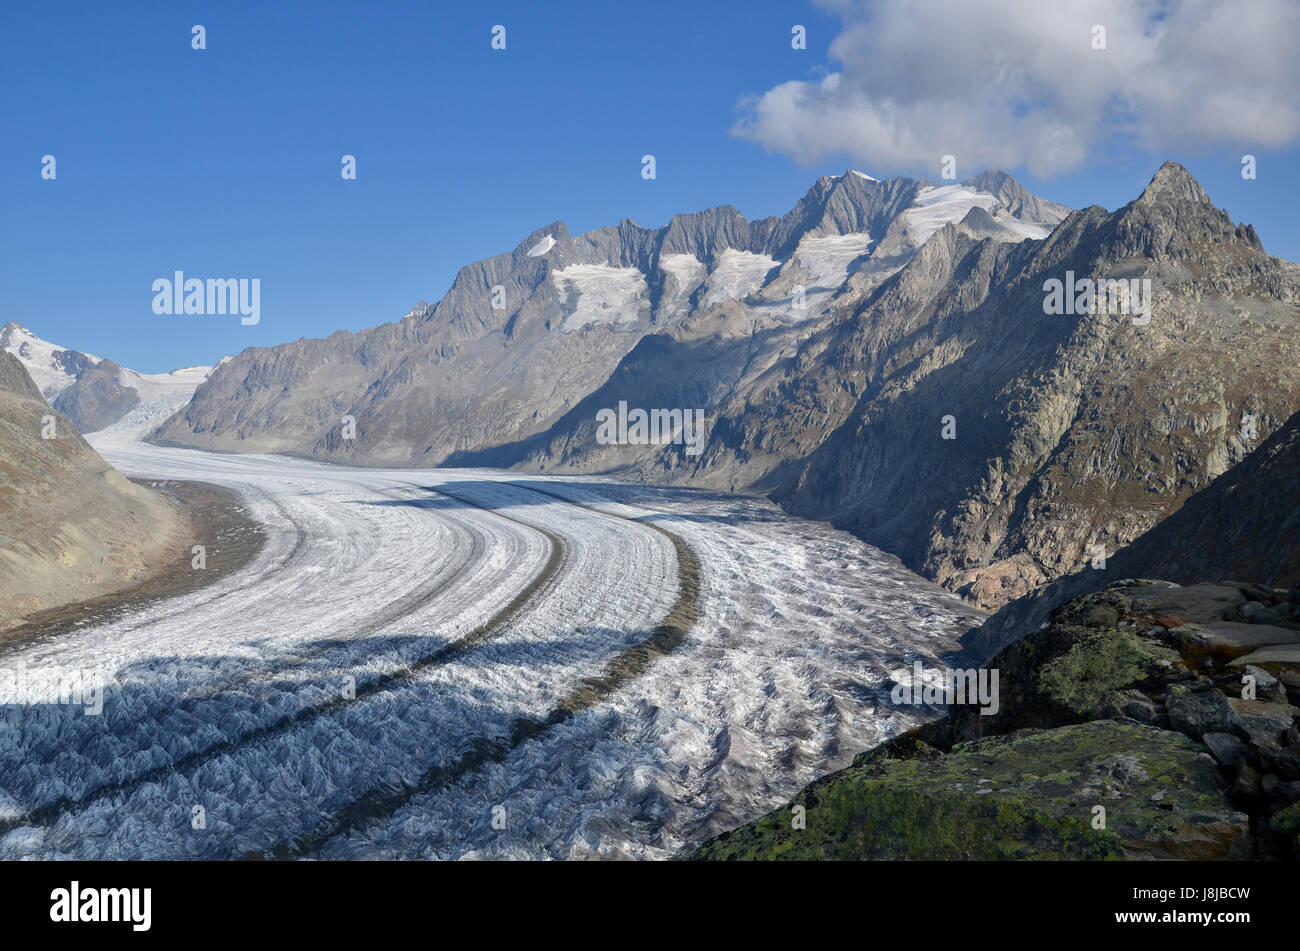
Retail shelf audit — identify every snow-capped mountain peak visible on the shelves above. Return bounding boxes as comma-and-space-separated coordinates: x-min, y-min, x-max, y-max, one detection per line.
0, 321, 101, 400
0, 321, 217, 436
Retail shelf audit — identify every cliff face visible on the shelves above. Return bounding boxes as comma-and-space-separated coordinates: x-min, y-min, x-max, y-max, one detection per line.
766, 164, 1299, 611
970, 408, 1300, 660
52, 359, 140, 433
0, 351, 183, 631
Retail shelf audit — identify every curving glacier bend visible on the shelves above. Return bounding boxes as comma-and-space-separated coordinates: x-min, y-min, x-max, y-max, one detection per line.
0, 432, 982, 859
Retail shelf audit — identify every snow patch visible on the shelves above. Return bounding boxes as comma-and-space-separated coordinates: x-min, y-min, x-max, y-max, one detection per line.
988, 216, 1053, 241
704, 250, 779, 305
550, 264, 649, 331
526, 234, 556, 257
659, 253, 706, 292
793, 233, 873, 289
98, 364, 215, 438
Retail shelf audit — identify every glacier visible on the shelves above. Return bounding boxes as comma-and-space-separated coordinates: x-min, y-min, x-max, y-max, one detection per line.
0, 431, 982, 859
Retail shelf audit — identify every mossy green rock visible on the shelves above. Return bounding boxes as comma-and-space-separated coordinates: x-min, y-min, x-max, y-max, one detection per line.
1037, 628, 1165, 720
693, 720, 1248, 861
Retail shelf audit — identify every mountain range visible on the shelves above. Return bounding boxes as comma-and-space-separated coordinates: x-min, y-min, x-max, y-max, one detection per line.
147, 163, 1300, 612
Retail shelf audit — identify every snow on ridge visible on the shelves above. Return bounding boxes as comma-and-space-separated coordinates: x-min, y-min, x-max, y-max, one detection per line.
551, 263, 649, 331
0, 323, 215, 436
657, 254, 707, 321
849, 170, 879, 182
659, 253, 706, 291
526, 234, 556, 257
989, 216, 1053, 240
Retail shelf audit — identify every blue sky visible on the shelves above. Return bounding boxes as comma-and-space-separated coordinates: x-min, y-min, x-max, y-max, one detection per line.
2, 0, 1296, 373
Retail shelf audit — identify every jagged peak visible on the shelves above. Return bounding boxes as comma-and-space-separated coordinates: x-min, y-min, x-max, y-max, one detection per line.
963, 169, 1018, 192
1136, 161, 1211, 207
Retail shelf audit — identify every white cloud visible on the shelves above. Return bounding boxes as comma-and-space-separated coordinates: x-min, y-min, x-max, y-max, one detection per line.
732, 0, 1300, 176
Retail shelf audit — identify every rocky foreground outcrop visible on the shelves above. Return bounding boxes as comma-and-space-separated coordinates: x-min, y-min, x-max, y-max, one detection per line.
693, 580, 1300, 860
0, 351, 185, 631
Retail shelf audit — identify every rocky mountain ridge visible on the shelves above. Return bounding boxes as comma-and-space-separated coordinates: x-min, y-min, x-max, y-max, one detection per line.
151, 163, 1299, 613
150, 168, 1067, 467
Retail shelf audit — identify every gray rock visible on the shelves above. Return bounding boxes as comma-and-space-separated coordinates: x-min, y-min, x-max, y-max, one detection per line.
1115, 689, 1160, 725
1239, 600, 1280, 624
1233, 758, 1264, 804
1273, 745, 1300, 782
1262, 773, 1300, 811
1202, 731, 1248, 767
51, 359, 139, 433
1229, 698, 1298, 748
1241, 664, 1288, 703
1167, 685, 1240, 740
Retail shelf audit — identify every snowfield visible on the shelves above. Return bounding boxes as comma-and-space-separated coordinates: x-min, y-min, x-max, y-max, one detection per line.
0, 434, 982, 860
704, 249, 779, 304
904, 184, 1000, 246
551, 264, 650, 331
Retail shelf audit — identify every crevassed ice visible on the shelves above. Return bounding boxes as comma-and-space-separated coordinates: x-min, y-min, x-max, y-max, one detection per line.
1, 434, 981, 860
658, 254, 708, 321
95, 365, 214, 438
704, 250, 779, 305
793, 233, 873, 290
550, 264, 649, 331
990, 217, 1053, 241
659, 253, 706, 294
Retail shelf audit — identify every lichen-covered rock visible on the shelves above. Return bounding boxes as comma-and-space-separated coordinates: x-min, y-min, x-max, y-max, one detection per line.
693, 721, 1249, 861
696, 579, 1300, 861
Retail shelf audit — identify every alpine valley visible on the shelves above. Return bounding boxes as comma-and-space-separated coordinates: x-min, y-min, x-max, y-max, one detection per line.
151, 163, 1300, 613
